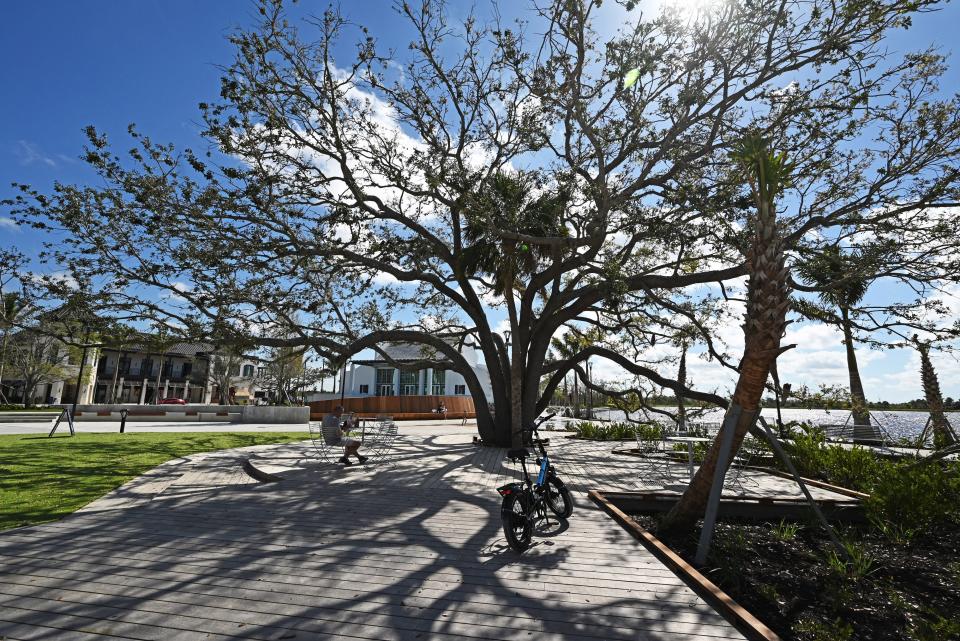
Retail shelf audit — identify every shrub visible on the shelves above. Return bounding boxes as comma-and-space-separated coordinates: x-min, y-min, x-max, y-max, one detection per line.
672, 441, 709, 463
783, 429, 828, 478
819, 445, 885, 493
865, 461, 960, 540
572, 420, 660, 441
781, 429, 884, 493
634, 422, 664, 441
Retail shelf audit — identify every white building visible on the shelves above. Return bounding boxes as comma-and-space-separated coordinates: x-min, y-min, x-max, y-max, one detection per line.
339, 342, 492, 400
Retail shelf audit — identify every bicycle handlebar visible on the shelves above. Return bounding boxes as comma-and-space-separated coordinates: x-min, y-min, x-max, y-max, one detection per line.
518, 413, 557, 433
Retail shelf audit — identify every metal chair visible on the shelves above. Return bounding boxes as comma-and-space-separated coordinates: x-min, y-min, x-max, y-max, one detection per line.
635, 428, 678, 485
724, 436, 764, 492
688, 421, 722, 438
367, 419, 399, 462
308, 420, 344, 464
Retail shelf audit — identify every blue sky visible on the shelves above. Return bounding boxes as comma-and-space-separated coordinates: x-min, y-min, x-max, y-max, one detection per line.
2, 0, 959, 402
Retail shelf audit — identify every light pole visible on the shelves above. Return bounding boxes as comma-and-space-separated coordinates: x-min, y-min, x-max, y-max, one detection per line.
339, 359, 349, 405
586, 360, 594, 419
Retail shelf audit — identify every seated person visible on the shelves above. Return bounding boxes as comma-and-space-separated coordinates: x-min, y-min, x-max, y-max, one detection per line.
321, 406, 368, 466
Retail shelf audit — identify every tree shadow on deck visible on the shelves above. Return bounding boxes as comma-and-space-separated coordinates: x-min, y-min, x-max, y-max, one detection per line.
0, 435, 741, 640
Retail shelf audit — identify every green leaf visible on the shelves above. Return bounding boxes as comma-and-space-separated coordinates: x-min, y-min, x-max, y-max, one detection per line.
623, 67, 641, 89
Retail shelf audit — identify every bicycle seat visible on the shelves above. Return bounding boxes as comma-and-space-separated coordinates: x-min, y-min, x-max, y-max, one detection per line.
507, 447, 530, 460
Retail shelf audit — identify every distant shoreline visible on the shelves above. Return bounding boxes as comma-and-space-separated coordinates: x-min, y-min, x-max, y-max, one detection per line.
574, 406, 957, 413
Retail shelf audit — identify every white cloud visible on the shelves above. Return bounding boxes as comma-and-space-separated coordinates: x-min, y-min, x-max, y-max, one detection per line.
372, 271, 399, 286
14, 140, 57, 167
24, 270, 78, 290
162, 281, 192, 302
0, 217, 18, 230
782, 322, 845, 351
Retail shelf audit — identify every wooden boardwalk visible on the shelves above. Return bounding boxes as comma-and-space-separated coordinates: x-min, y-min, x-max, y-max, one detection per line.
0, 430, 850, 640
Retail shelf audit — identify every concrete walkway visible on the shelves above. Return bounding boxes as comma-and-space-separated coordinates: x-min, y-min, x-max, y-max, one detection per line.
0, 428, 844, 640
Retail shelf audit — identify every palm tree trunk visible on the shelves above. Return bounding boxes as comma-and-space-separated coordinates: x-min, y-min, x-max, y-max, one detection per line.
661, 157, 791, 534
677, 345, 687, 431
917, 340, 957, 448
841, 307, 870, 426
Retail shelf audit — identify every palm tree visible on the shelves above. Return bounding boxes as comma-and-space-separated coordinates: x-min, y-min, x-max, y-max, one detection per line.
0, 292, 29, 403
464, 172, 569, 446
144, 325, 179, 404
795, 246, 872, 427
662, 136, 793, 533
914, 336, 958, 449
550, 330, 593, 418
676, 342, 688, 431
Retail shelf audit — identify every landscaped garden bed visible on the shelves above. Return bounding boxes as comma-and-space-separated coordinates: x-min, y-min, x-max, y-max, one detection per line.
631, 513, 959, 641
594, 434, 960, 641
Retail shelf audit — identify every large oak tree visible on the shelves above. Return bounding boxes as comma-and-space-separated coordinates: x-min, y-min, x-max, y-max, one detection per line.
8, 0, 960, 452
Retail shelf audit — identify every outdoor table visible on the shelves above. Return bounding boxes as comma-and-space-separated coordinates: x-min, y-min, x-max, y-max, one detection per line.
348, 417, 389, 445
665, 435, 712, 479
349, 417, 373, 444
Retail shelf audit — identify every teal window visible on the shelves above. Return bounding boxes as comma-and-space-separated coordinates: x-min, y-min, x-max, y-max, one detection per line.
431, 370, 446, 395
399, 369, 419, 395
375, 368, 395, 396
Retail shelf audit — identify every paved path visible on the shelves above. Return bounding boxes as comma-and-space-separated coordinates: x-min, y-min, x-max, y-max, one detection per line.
0, 418, 478, 435
0, 430, 852, 640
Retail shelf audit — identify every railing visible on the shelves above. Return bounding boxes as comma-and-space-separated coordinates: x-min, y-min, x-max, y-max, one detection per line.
819, 421, 888, 444
309, 395, 475, 417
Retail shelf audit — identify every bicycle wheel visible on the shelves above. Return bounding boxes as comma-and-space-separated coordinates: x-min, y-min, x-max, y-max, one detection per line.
500, 492, 533, 552
545, 476, 573, 518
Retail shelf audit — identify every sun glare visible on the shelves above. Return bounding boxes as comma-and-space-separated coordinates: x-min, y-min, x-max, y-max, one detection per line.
661, 0, 728, 18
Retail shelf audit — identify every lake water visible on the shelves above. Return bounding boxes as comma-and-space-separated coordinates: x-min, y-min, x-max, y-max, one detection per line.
579, 407, 955, 442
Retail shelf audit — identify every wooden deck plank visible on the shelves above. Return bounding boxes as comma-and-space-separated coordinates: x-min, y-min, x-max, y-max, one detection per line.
0, 531, 686, 581
0, 559, 720, 629
0, 579, 740, 640
0, 431, 787, 641
0, 570, 733, 627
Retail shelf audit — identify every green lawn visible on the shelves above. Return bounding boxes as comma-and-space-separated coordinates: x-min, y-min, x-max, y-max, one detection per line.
0, 432, 310, 531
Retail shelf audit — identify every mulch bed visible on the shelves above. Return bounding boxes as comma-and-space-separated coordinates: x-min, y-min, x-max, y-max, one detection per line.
633, 514, 960, 641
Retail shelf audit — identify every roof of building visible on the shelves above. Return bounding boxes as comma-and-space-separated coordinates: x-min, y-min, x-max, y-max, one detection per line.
352, 342, 453, 366
100, 341, 216, 357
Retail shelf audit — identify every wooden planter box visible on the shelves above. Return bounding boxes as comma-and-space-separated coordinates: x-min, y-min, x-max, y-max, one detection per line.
590, 490, 782, 641
589, 487, 867, 641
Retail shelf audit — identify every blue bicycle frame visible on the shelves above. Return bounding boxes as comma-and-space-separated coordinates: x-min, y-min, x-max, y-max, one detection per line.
536, 455, 548, 487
